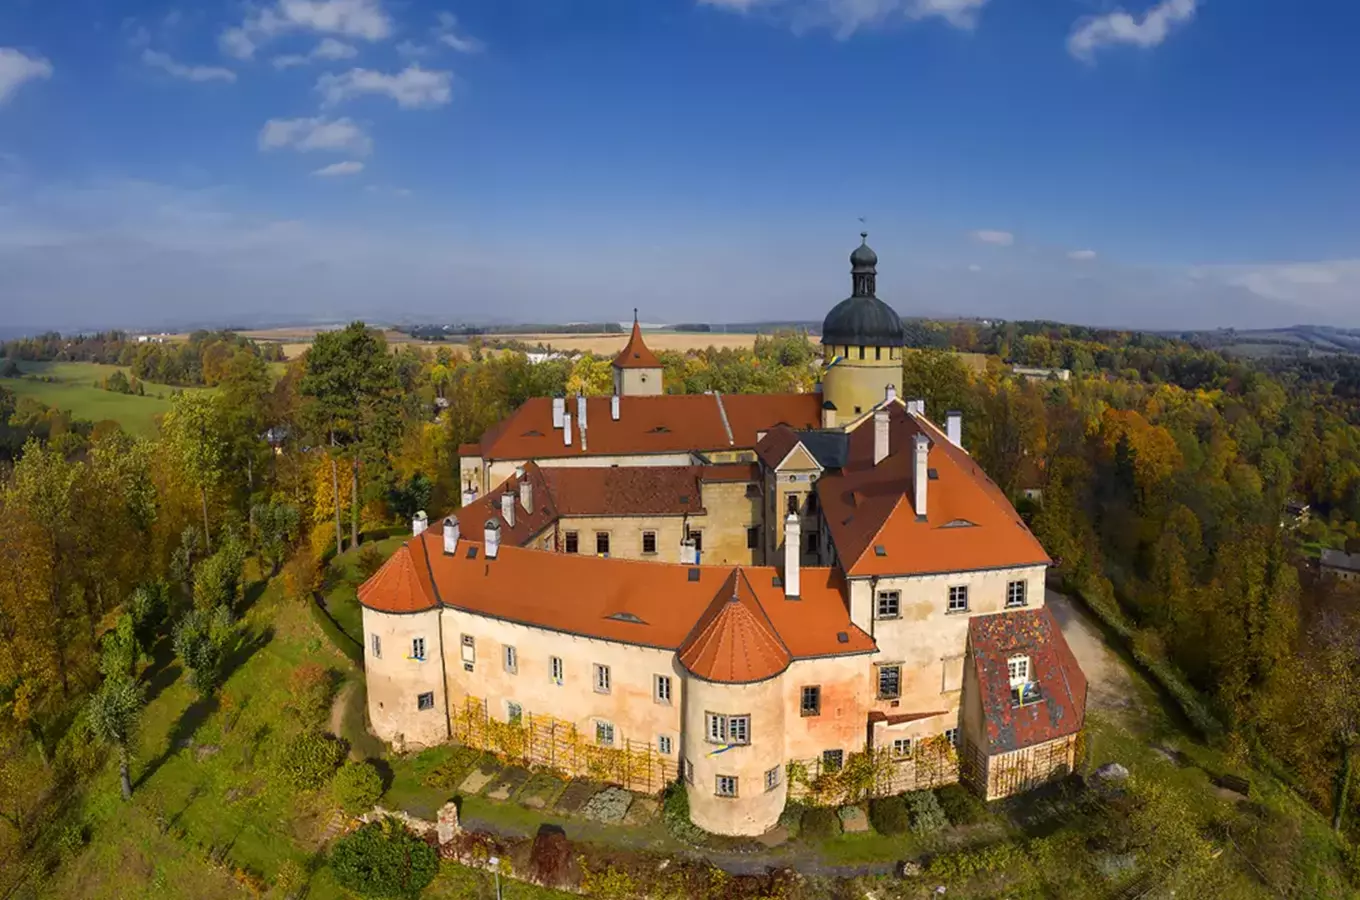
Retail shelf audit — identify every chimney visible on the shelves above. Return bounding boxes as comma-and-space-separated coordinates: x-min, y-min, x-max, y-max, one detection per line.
946, 410, 963, 448
784, 513, 801, 599
552, 396, 565, 429
873, 408, 890, 466
908, 399, 925, 416
519, 475, 533, 512
885, 384, 897, 405
821, 403, 836, 429
412, 510, 429, 536
563, 409, 572, 447
501, 491, 516, 529
611, 394, 620, 421
442, 516, 459, 554
484, 518, 501, 559
680, 538, 696, 565
814, 381, 823, 395
461, 486, 476, 507
576, 393, 588, 452
913, 434, 929, 520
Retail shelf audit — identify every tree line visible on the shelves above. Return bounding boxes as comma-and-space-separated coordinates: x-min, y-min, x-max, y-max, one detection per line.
1, 330, 286, 386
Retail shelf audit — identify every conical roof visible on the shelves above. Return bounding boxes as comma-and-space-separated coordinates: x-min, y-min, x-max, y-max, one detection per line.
613, 310, 662, 370
357, 542, 437, 613
678, 569, 792, 683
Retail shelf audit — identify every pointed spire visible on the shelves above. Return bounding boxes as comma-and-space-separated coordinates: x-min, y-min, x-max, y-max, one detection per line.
613, 310, 662, 369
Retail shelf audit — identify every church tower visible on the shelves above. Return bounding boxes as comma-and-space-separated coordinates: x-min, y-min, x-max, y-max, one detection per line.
612, 310, 664, 396
819, 234, 906, 425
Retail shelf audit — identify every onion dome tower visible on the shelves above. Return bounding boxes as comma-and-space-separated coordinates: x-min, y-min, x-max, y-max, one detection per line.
820, 234, 905, 424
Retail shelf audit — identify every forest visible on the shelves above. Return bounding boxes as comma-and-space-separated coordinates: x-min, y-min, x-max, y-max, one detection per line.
4, 319, 1360, 896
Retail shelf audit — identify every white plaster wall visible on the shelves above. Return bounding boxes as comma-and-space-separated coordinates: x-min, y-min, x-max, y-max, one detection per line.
778, 656, 870, 763
682, 675, 787, 836
362, 607, 450, 749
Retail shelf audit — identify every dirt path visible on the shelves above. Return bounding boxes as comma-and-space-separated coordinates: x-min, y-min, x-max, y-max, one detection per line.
1045, 588, 1141, 715
329, 681, 354, 741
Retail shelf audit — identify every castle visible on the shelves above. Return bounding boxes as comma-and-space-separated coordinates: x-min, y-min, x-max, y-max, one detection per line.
358, 236, 1087, 836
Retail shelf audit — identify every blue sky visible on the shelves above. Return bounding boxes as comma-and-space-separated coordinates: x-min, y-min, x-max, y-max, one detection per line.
1, 0, 1358, 332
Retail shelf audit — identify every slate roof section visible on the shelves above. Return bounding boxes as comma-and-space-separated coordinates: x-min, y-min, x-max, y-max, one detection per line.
817, 403, 1050, 576
679, 570, 792, 684
613, 317, 663, 369
794, 429, 850, 470
358, 530, 875, 662
474, 392, 822, 461
968, 607, 1087, 754
1321, 549, 1360, 573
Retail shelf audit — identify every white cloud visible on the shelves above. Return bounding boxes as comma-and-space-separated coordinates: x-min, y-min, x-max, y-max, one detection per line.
395, 40, 430, 58
142, 50, 237, 83
968, 263, 982, 272
317, 65, 452, 108
0, 48, 53, 105
434, 12, 484, 53
1067, 249, 1097, 260
698, 0, 990, 37
971, 229, 1014, 246
312, 160, 365, 176
1068, 0, 1196, 63
221, 0, 392, 59
1192, 260, 1360, 311
272, 37, 358, 68
259, 116, 373, 154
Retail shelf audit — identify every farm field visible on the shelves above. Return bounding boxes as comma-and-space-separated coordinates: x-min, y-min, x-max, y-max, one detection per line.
4, 361, 206, 437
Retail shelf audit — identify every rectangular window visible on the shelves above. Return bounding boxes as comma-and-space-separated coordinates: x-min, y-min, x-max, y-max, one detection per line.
804, 532, 819, 554
550, 656, 564, 684
729, 715, 750, 745
877, 664, 902, 700
593, 664, 611, 694
564, 531, 579, 554
706, 712, 726, 744
948, 585, 969, 613
787, 494, 799, 515
801, 685, 821, 717
715, 775, 738, 798
876, 346, 882, 361
1008, 655, 1030, 687
747, 526, 760, 549
595, 532, 610, 556
642, 530, 657, 555
892, 737, 912, 759
370, 634, 381, 658
658, 734, 673, 755
822, 749, 844, 772
654, 674, 672, 705
705, 713, 751, 745
411, 637, 427, 660
876, 591, 900, 620
690, 531, 703, 553
1006, 580, 1028, 608
417, 692, 435, 711
507, 701, 522, 724
807, 492, 818, 514
460, 634, 475, 664
684, 759, 695, 784
503, 645, 517, 674
765, 766, 781, 792
595, 720, 615, 747
945, 728, 959, 748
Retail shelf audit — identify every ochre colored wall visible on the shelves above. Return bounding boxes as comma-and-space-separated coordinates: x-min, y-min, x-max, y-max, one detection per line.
695, 479, 763, 565
362, 607, 450, 750
553, 515, 690, 561
682, 675, 787, 836
614, 366, 663, 396
821, 344, 900, 425
485, 453, 696, 492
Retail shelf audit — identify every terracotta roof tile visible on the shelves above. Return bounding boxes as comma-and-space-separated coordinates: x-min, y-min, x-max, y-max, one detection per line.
818, 405, 1049, 576
455, 464, 558, 547
359, 532, 875, 665
613, 319, 662, 369
719, 393, 822, 447
679, 570, 792, 683
969, 608, 1087, 753
755, 426, 800, 469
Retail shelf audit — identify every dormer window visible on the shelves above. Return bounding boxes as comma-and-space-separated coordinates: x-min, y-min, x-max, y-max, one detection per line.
1007, 655, 1029, 688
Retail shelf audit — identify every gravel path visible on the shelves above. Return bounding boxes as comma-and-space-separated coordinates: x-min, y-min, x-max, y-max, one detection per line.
1045, 588, 1140, 715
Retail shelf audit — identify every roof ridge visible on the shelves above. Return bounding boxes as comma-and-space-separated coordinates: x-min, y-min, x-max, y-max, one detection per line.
735, 567, 794, 660
713, 392, 734, 446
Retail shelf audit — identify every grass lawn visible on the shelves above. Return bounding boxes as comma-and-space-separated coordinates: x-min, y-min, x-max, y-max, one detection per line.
321, 534, 408, 646
5, 361, 210, 437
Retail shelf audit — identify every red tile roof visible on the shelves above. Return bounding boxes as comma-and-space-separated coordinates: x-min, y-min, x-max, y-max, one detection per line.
679, 570, 792, 683
474, 392, 822, 461
968, 607, 1086, 753
754, 426, 801, 469
613, 319, 662, 369
818, 404, 1050, 577
358, 531, 875, 670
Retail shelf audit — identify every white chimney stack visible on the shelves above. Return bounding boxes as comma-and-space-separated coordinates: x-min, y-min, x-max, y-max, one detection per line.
784, 513, 801, 599
680, 538, 696, 566
484, 519, 501, 559
885, 384, 897, 404
563, 410, 572, 447
501, 491, 516, 529
519, 474, 533, 513
914, 434, 930, 520
552, 396, 565, 429
611, 394, 620, 421
946, 410, 963, 448
412, 510, 428, 536
461, 486, 477, 507
908, 399, 925, 416
873, 408, 890, 466
443, 516, 459, 554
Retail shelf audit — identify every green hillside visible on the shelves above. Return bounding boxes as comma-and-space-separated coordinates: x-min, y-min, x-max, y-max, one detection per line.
4, 361, 209, 437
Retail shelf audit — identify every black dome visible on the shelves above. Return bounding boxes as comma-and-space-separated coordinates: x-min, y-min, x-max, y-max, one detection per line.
822, 296, 905, 348
850, 236, 877, 269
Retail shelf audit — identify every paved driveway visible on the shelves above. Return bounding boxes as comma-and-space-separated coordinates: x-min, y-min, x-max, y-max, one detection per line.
1046, 588, 1140, 714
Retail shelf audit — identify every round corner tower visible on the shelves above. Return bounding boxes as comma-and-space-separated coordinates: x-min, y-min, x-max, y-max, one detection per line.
820, 234, 905, 424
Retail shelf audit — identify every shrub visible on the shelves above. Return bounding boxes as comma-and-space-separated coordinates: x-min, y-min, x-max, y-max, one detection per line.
577, 856, 638, 900
778, 802, 804, 838
332, 760, 384, 813
282, 549, 323, 603
330, 818, 438, 899
868, 795, 910, 835
273, 859, 306, 899
173, 605, 234, 697
800, 807, 840, 840
193, 537, 247, 614
529, 826, 572, 888
936, 783, 987, 826
661, 780, 705, 843
927, 841, 1031, 881
288, 663, 336, 731
276, 732, 345, 790
904, 790, 947, 835
358, 544, 386, 579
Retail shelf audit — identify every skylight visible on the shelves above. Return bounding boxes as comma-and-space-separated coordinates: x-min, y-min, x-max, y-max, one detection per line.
465, 545, 478, 559
607, 612, 646, 624
687, 568, 700, 582
942, 519, 977, 528
873, 545, 887, 557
